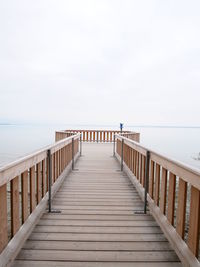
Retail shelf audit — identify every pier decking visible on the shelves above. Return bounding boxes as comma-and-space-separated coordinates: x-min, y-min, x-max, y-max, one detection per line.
13, 143, 180, 267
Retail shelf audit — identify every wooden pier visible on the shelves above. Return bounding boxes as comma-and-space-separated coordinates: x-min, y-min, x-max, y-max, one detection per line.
13, 143, 180, 266
0, 130, 200, 267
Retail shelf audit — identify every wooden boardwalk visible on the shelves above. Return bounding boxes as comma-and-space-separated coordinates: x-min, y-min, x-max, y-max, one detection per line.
13, 143, 181, 267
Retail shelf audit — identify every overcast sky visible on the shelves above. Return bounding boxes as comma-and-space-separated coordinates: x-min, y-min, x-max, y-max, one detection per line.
0, 0, 200, 126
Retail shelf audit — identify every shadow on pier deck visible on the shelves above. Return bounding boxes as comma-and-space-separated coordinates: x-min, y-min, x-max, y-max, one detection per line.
13, 143, 181, 267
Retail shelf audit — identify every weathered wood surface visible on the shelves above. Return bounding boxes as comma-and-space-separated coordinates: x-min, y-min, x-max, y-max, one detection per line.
13, 143, 181, 267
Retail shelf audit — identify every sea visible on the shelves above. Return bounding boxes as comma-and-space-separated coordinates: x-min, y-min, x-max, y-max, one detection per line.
0, 124, 200, 170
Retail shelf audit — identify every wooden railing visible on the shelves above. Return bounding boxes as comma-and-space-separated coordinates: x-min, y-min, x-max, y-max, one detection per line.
120, 132, 140, 142
0, 133, 80, 265
56, 129, 140, 143
115, 134, 200, 266
55, 131, 75, 141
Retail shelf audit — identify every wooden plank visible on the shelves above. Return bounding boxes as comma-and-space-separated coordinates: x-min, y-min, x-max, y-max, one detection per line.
59, 149, 62, 174
50, 205, 143, 211
154, 164, 160, 206
38, 219, 158, 227
52, 153, 55, 183
136, 152, 139, 179
149, 160, 154, 198
52, 200, 142, 206
21, 170, 29, 223
33, 225, 162, 234
55, 151, 58, 179
142, 155, 146, 187
160, 168, 167, 214
16, 249, 178, 262
36, 162, 42, 203
23, 240, 172, 251
11, 176, 20, 236
187, 185, 200, 257
43, 210, 145, 215
30, 166, 36, 212
0, 184, 7, 252
53, 196, 141, 201
132, 149, 135, 174
13, 261, 182, 267
42, 214, 154, 221
29, 232, 167, 242
130, 147, 132, 172
139, 154, 143, 184
167, 173, 176, 226
42, 159, 46, 197
46, 157, 49, 192
176, 178, 187, 239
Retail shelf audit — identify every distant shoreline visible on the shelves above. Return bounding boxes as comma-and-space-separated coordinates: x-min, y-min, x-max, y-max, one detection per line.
1, 123, 200, 129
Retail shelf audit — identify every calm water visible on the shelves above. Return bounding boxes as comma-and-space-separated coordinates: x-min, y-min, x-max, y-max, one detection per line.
0, 124, 200, 169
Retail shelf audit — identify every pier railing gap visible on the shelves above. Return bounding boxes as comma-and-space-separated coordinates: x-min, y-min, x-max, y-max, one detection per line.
114, 133, 200, 267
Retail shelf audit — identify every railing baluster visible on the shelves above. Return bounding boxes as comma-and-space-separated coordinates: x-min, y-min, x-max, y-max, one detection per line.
56, 151, 59, 179
42, 159, 46, 197
167, 173, 176, 226
187, 186, 200, 257
21, 170, 29, 223
176, 178, 187, 238
80, 134, 82, 155
149, 160, 154, 198
142, 155, 146, 187
36, 162, 42, 204
160, 168, 167, 215
47, 149, 52, 212
144, 151, 150, 214
155, 163, 160, 205
0, 184, 7, 252
121, 139, 124, 171
11, 176, 20, 236
113, 134, 115, 156
30, 166, 36, 212
139, 154, 143, 184
72, 138, 74, 170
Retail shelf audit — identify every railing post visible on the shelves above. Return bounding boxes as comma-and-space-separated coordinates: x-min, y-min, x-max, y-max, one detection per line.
144, 150, 150, 214
72, 138, 74, 170
121, 139, 124, 171
113, 134, 116, 156
80, 134, 82, 156
47, 149, 52, 213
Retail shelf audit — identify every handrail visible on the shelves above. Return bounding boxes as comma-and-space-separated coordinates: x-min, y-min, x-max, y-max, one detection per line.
120, 132, 140, 142
56, 129, 140, 143
115, 133, 200, 265
0, 133, 80, 255
117, 134, 200, 190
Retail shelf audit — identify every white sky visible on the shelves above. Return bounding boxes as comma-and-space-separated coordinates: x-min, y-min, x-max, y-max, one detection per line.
0, 0, 200, 126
